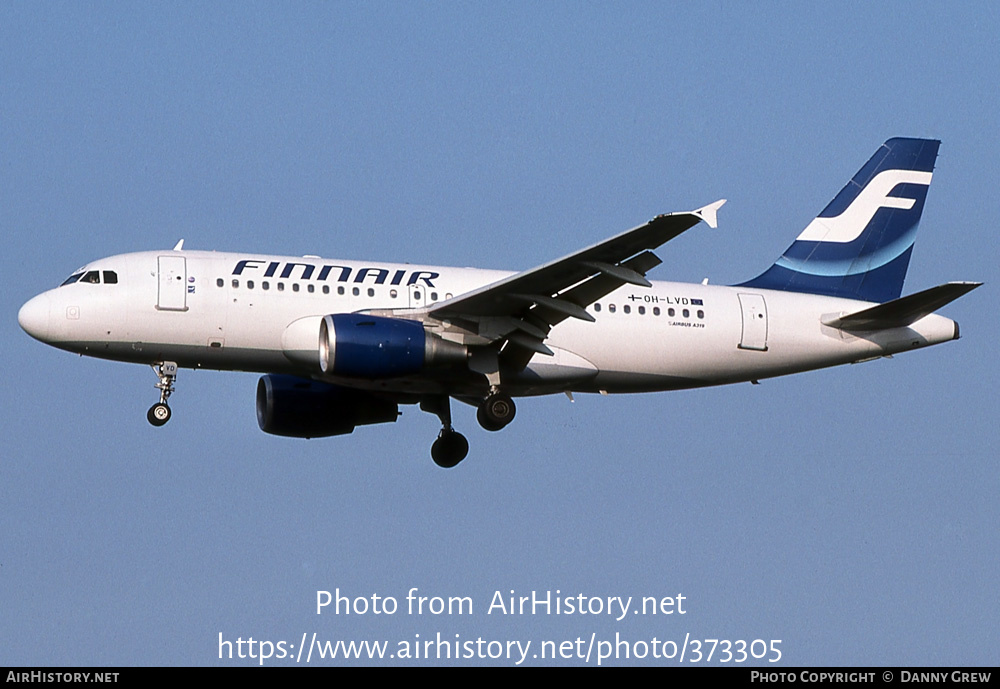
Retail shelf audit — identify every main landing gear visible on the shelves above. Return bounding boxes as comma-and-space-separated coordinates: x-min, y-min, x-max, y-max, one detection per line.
422, 390, 518, 468
147, 361, 178, 427
432, 430, 469, 469
423, 396, 469, 469
477, 391, 516, 432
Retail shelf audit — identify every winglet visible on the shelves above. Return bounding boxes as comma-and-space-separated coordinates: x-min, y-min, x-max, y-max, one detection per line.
693, 199, 726, 229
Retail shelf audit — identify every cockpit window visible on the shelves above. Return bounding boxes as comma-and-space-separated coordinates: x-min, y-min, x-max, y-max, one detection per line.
60, 269, 118, 286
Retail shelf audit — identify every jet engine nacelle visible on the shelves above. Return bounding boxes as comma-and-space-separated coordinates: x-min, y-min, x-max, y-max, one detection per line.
319, 313, 467, 378
256, 374, 399, 438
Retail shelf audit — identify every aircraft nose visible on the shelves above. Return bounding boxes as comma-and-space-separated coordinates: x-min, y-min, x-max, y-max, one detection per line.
18, 293, 52, 342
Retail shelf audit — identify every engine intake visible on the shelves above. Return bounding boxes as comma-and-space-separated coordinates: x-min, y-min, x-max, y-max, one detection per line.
256, 374, 398, 438
319, 313, 466, 378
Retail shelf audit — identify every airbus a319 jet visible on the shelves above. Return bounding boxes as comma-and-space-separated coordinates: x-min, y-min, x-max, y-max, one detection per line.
19, 138, 979, 467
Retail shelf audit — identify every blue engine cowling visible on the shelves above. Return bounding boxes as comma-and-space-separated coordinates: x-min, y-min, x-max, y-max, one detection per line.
256, 374, 398, 438
319, 313, 466, 378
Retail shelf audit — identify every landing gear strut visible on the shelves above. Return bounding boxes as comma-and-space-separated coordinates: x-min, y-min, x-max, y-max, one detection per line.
147, 361, 178, 427
422, 396, 469, 468
477, 391, 516, 432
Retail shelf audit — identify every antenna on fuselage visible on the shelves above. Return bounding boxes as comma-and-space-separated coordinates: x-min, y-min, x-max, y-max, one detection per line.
172, 239, 185, 251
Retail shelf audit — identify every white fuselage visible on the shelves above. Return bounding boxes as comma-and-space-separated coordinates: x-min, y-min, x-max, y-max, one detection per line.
18, 249, 960, 398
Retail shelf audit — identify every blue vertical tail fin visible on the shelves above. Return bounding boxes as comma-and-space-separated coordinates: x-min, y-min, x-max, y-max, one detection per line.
740, 137, 940, 303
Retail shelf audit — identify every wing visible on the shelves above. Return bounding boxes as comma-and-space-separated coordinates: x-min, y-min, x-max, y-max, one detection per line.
373, 199, 725, 371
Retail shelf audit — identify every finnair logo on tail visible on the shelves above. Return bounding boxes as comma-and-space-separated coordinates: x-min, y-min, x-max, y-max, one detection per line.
795, 169, 932, 244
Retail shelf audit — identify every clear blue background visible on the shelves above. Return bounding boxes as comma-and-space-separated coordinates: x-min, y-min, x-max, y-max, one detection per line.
2, 2, 996, 666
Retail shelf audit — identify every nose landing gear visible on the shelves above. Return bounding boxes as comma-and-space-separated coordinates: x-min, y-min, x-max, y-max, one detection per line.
147, 361, 178, 427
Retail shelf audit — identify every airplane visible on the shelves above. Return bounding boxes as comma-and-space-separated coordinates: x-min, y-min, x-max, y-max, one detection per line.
18, 137, 980, 468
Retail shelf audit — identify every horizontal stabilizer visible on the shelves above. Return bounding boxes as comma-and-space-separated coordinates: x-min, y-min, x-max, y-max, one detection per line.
822, 282, 981, 331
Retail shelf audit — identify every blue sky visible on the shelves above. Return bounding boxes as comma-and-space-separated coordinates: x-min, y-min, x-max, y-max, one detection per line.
2, 3, 997, 666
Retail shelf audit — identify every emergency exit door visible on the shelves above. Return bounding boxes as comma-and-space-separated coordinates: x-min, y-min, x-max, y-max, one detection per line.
408, 283, 427, 309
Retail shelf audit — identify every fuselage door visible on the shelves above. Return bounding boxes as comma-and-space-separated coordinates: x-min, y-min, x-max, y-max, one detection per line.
157, 255, 188, 311
737, 293, 768, 351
